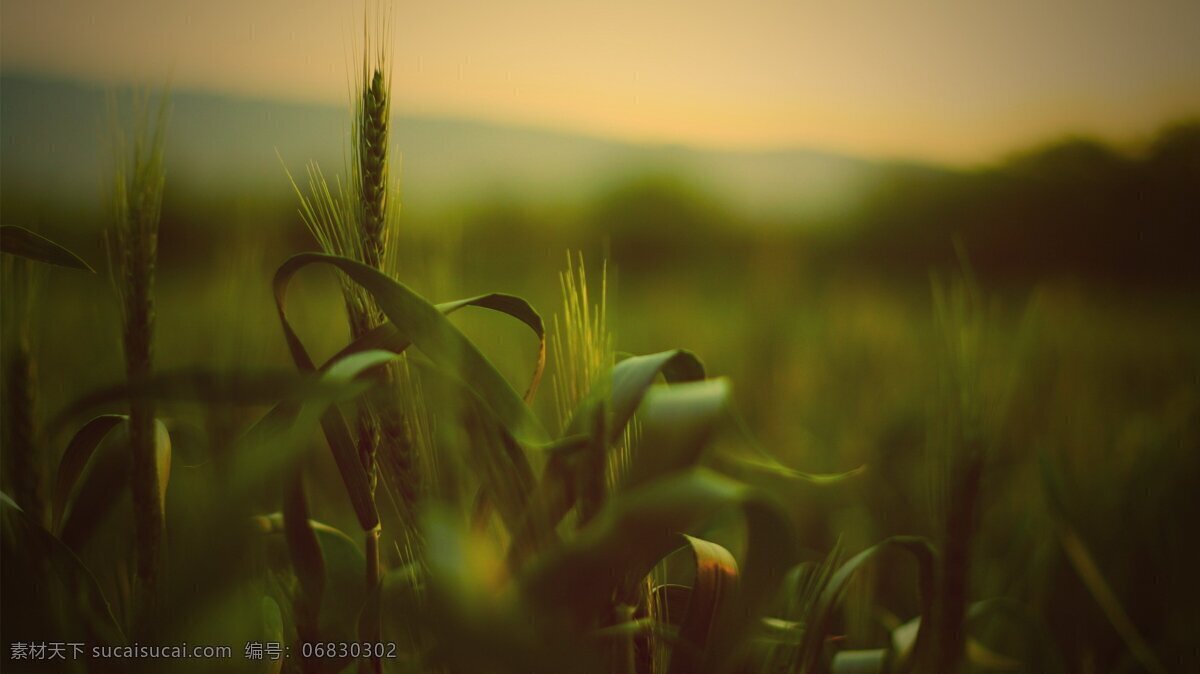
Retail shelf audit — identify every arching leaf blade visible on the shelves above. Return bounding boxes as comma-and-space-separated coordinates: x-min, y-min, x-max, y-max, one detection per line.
273, 253, 546, 444
322, 291, 546, 402
667, 535, 740, 674
0, 225, 94, 271
53, 414, 128, 532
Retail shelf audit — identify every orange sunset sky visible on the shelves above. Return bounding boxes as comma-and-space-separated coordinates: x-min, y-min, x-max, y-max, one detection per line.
3, 0, 1198, 162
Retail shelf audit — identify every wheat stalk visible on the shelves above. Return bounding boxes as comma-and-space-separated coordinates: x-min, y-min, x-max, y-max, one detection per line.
286, 14, 412, 665
550, 252, 616, 526
925, 244, 1011, 674
106, 89, 169, 636
552, 252, 612, 433
1, 257, 45, 526
352, 23, 395, 607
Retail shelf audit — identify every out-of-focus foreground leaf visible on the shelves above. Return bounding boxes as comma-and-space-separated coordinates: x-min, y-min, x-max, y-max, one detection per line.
408, 507, 604, 674
1, 493, 124, 673
620, 377, 730, 491
253, 514, 367, 646
512, 354, 709, 560
521, 468, 797, 672
49, 369, 343, 430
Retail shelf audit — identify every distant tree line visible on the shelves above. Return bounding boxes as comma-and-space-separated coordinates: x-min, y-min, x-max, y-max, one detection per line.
586, 120, 1199, 286
843, 120, 1199, 285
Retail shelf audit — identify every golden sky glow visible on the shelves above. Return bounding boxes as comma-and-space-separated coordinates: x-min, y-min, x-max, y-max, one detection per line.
3, 0, 1198, 161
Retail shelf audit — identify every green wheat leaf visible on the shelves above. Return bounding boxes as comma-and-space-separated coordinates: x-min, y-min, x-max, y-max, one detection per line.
0, 225, 94, 272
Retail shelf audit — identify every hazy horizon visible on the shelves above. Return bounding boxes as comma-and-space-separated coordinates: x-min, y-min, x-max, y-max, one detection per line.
4, 71, 1195, 234
5, 69, 1194, 165
3, 1, 1198, 163
0, 72, 881, 222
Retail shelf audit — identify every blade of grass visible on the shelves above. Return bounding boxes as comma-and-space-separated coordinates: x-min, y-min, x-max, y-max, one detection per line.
720, 455, 867, 485
0, 225, 95, 272
720, 405, 867, 485
799, 536, 937, 674
1058, 524, 1168, 674
53, 415, 127, 532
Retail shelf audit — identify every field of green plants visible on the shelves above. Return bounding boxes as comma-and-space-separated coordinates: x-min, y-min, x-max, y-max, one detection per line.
3, 26, 1199, 674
